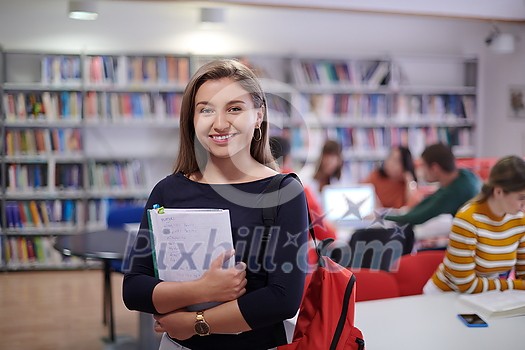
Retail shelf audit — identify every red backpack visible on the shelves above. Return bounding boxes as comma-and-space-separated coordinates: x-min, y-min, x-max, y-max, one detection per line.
263, 174, 365, 350
278, 252, 365, 350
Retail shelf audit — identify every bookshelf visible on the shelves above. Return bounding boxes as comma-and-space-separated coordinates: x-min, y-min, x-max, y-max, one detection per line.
0, 51, 190, 270
288, 55, 477, 181
0, 50, 479, 271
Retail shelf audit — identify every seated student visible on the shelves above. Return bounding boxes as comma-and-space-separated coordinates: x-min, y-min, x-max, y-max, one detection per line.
269, 135, 336, 242
300, 139, 345, 203
424, 155, 525, 294
384, 143, 481, 247
362, 145, 421, 209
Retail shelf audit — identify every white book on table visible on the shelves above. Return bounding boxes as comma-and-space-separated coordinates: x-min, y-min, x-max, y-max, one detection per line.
459, 290, 525, 318
147, 207, 235, 311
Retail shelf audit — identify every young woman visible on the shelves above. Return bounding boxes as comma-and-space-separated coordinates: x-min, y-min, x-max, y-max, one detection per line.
122, 59, 309, 349
302, 139, 344, 202
363, 146, 420, 209
424, 155, 525, 294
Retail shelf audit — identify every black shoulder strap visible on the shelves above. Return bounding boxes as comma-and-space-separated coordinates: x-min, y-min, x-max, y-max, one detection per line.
261, 173, 319, 262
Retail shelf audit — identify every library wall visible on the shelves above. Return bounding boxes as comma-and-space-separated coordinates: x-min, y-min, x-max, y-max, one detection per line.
478, 45, 525, 156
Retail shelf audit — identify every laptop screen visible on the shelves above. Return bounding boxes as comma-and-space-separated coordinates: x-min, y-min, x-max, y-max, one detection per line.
321, 184, 376, 227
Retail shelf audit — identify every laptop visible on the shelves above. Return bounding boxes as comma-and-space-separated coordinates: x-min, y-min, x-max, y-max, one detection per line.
321, 184, 376, 229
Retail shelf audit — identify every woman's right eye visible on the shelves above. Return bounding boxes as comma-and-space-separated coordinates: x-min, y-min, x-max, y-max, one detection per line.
200, 107, 214, 114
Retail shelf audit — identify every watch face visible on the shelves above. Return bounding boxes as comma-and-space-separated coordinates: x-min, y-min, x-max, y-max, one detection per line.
195, 321, 210, 335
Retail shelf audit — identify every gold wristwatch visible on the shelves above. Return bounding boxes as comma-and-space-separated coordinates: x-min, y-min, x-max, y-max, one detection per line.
194, 311, 211, 336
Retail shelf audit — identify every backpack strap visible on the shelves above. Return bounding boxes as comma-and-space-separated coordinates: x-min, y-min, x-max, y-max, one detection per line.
261, 173, 321, 265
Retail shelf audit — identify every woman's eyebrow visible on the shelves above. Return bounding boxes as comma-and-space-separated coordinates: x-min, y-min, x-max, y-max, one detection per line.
227, 100, 247, 105
195, 101, 210, 106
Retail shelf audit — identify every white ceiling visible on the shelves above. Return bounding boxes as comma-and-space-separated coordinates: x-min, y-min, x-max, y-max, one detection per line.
110, 0, 525, 21
1, 0, 525, 22
216, 0, 525, 21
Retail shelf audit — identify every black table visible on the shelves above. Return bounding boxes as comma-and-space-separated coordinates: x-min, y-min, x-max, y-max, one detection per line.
54, 229, 131, 343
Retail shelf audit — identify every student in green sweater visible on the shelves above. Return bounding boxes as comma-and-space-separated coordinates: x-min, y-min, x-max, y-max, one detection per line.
385, 143, 481, 232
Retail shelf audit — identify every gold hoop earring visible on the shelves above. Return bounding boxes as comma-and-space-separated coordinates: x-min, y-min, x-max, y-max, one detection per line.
253, 126, 262, 142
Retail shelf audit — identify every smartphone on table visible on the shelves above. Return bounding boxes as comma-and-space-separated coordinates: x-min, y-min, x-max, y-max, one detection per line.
457, 313, 488, 327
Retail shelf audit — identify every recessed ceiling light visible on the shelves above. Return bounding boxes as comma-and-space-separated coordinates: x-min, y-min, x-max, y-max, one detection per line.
68, 0, 99, 21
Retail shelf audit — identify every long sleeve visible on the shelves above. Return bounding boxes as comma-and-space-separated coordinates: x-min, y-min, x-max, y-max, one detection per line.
385, 169, 480, 225
431, 203, 525, 293
385, 188, 460, 225
514, 234, 525, 280
122, 181, 165, 314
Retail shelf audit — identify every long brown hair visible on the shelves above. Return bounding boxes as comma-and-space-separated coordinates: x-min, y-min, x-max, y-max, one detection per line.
174, 59, 277, 174
473, 155, 525, 203
313, 139, 343, 190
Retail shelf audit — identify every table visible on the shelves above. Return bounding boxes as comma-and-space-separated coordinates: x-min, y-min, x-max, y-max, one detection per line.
54, 229, 130, 343
355, 293, 525, 350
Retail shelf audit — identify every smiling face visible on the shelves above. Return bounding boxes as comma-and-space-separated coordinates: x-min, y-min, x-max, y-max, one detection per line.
193, 77, 263, 161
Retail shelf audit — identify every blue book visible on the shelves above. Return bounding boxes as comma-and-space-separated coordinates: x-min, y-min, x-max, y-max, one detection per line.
61, 92, 70, 117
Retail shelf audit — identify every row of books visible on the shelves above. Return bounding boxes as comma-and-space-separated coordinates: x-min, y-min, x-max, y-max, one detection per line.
300, 93, 475, 120
4, 200, 80, 228
6, 161, 146, 193
41, 55, 82, 85
84, 91, 182, 120
87, 161, 146, 190
2, 198, 142, 231
7, 164, 48, 192
3, 92, 82, 121
2, 236, 59, 267
84, 55, 191, 85
292, 60, 391, 88
346, 161, 377, 182
5, 128, 82, 156
290, 126, 473, 158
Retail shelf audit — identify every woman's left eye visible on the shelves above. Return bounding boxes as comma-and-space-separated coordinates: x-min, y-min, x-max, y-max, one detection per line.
228, 106, 242, 113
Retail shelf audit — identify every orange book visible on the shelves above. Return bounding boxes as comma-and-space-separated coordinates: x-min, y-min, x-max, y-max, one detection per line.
34, 130, 46, 154
90, 56, 103, 83
51, 129, 60, 153
29, 200, 42, 227
39, 201, 50, 227
18, 237, 29, 263
145, 57, 157, 82
130, 57, 143, 83
177, 57, 190, 83
166, 56, 178, 82
5, 131, 14, 156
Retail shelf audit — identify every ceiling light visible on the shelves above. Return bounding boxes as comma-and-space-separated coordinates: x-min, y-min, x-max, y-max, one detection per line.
68, 0, 98, 21
200, 7, 225, 24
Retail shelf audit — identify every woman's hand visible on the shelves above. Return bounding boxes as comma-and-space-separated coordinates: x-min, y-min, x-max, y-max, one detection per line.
154, 310, 195, 340
199, 250, 247, 303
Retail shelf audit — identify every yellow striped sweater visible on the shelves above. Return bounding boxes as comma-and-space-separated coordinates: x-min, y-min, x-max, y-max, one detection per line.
431, 200, 525, 293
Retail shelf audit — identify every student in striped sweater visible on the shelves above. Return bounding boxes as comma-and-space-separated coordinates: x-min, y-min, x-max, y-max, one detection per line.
424, 155, 525, 294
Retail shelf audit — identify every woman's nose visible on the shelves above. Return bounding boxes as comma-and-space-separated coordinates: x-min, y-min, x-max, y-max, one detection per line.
213, 110, 230, 130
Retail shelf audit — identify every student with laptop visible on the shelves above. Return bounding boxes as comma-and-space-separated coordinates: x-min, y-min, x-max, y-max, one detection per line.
384, 143, 481, 247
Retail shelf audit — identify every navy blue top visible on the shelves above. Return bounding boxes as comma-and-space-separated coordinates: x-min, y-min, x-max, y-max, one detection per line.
122, 172, 308, 350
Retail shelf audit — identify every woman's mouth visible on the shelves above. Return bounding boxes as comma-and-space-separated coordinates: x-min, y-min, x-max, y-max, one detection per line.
210, 133, 236, 143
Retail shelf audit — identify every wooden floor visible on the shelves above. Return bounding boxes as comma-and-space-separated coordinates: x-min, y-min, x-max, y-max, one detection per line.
0, 269, 139, 350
